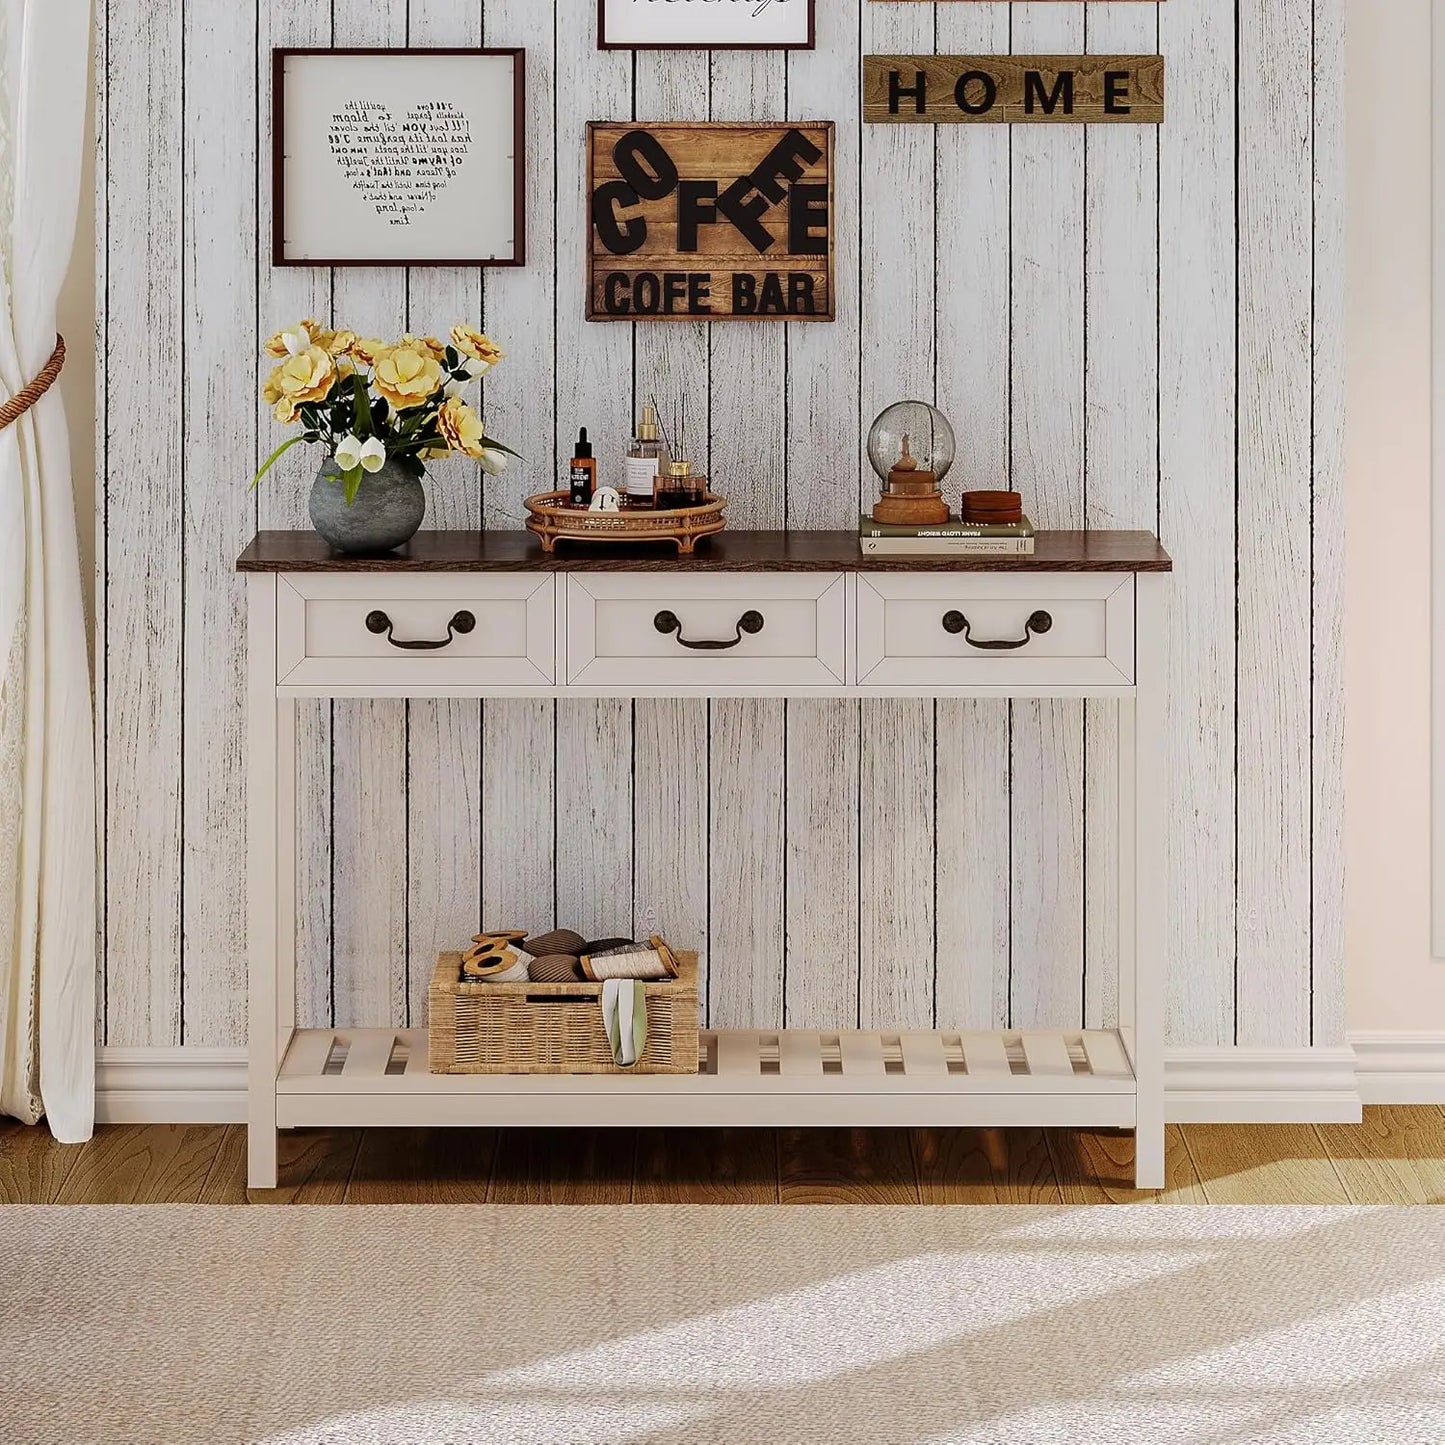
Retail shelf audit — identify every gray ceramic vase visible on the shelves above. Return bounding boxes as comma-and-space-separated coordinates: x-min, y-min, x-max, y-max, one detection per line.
309, 458, 426, 554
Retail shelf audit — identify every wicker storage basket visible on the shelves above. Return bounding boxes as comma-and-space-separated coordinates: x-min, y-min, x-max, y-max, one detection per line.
428, 951, 700, 1074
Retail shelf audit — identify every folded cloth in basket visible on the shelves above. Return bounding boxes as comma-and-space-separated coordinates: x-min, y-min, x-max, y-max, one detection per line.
601, 978, 649, 1067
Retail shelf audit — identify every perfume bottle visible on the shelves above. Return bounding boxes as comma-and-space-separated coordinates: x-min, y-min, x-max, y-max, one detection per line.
624, 404, 665, 509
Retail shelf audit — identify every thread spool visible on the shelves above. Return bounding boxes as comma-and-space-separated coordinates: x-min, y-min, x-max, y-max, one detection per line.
461, 940, 533, 983
527, 954, 586, 983
580, 935, 680, 982
522, 928, 587, 957
579, 936, 636, 954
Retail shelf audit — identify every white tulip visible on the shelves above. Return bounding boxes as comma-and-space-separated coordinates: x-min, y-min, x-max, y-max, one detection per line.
282, 326, 311, 356
478, 448, 509, 476
359, 437, 387, 473
444, 378, 465, 399
464, 357, 490, 379
334, 434, 363, 471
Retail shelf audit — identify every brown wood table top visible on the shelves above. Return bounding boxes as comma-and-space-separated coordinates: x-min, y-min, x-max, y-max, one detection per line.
237, 529, 1172, 574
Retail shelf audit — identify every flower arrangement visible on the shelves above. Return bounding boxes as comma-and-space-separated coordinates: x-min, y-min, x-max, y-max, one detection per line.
251, 320, 519, 504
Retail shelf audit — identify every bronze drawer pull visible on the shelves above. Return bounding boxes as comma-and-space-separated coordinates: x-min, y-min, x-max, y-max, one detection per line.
942, 609, 1053, 651
653, 609, 765, 651
365, 609, 476, 651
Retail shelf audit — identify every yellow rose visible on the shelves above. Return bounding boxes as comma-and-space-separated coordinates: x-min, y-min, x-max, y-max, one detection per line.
323, 328, 359, 358
262, 345, 337, 423
374, 344, 443, 411
352, 337, 392, 368
396, 332, 448, 364
450, 325, 504, 369
436, 397, 487, 458
262, 318, 322, 359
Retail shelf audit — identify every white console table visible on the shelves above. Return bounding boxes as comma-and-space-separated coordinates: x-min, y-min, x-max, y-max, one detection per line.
239, 529, 1171, 1190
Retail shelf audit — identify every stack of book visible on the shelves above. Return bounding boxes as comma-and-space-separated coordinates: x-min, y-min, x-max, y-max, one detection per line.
858, 512, 1036, 555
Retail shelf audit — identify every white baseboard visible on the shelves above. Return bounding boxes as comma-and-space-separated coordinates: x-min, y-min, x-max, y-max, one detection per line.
1349, 1032, 1445, 1104
94, 1048, 248, 1125
93, 1044, 1365, 1127
1163, 1047, 1362, 1124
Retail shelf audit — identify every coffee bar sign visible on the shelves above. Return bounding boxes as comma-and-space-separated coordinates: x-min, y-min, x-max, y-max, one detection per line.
864, 55, 1165, 125
588, 122, 835, 322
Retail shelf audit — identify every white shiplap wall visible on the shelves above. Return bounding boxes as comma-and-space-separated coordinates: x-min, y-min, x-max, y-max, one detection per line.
97, 0, 1345, 1051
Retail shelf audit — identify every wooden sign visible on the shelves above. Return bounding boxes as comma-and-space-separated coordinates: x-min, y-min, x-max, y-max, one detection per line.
864, 55, 1165, 125
587, 122, 835, 322
599, 0, 816, 51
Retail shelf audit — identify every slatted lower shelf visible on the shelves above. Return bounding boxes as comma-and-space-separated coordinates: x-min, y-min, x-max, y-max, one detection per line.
275, 1027, 1137, 1130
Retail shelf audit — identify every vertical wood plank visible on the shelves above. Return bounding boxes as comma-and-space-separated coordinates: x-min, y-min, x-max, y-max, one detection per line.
1009, 2, 1086, 1032
860, 700, 935, 1031
935, 701, 1010, 1030
1236, 0, 1314, 1047
934, 2, 1011, 1036
709, 700, 785, 1028
858, 0, 936, 1032
555, 700, 632, 944
785, 700, 860, 1029
104, 0, 183, 1046
785, 0, 860, 531
180, 0, 257, 1050
328, 0, 411, 1030
256, 2, 334, 1031
94, 0, 110, 1046
481, 699, 556, 934
1082, 2, 1160, 1032
632, 701, 710, 1014
1158, 0, 1236, 1047
1311, 0, 1346, 1045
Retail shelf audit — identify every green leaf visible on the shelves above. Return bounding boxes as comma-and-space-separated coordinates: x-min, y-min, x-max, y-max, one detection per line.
249, 434, 305, 490
444, 344, 460, 370
372, 397, 389, 426
480, 438, 525, 461
352, 373, 373, 436
342, 464, 364, 507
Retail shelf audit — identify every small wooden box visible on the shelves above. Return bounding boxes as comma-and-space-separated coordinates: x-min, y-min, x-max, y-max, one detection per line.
427, 951, 700, 1075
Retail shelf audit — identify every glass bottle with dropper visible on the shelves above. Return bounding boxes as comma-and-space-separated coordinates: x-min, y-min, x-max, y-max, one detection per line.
624, 403, 665, 510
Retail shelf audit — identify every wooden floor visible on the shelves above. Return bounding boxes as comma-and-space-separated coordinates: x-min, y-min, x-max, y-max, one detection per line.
5, 1109, 1445, 1205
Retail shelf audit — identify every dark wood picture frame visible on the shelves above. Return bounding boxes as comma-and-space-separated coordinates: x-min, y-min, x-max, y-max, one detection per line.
597, 0, 816, 52
272, 47, 527, 268
586, 120, 836, 323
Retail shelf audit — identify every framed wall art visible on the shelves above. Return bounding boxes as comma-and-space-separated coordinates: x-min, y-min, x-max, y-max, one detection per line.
272, 48, 526, 267
587, 122, 835, 322
598, 0, 816, 52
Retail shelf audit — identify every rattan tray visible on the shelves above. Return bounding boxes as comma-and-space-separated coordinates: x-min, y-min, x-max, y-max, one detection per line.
524, 490, 727, 554
428, 950, 700, 1074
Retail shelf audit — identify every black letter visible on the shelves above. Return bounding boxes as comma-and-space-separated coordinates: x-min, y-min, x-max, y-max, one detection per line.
676, 181, 718, 253
1024, 71, 1074, 116
953, 71, 997, 116
603, 273, 633, 315
888, 70, 927, 116
787, 182, 829, 256
592, 180, 646, 255
716, 178, 775, 254
747, 128, 824, 203
1104, 71, 1132, 115
612, 130, 678, 201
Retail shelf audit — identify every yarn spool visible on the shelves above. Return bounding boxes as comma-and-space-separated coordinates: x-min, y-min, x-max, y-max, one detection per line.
579, 936, 635, 954
522, 928, 587, 957
580, 935, 681, 982
461, 937, 532, 983
527, 954, 586, 983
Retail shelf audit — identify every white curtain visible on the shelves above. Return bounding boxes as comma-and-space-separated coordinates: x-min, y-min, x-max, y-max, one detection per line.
0, 0, 94, 1141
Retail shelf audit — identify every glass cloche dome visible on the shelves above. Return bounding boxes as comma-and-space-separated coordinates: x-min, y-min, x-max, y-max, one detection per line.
867, 401, 956, 489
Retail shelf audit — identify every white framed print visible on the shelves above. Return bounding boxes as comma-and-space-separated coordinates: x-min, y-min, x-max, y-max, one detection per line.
273, 48, 526, 267
598, 0, 816, 52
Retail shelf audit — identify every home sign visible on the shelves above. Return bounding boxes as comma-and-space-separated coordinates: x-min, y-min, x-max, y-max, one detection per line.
863, 55, 1166, 125
587, 122, 835, 322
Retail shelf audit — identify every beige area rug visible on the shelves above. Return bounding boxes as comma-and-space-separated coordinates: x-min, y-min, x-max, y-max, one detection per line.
2, 1205, 1444, 1444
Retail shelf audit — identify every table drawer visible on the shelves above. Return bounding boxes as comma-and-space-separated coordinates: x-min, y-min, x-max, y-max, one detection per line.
276, 574, 556, 687
565, 574, 848, 687
857, 573, 1134, 687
